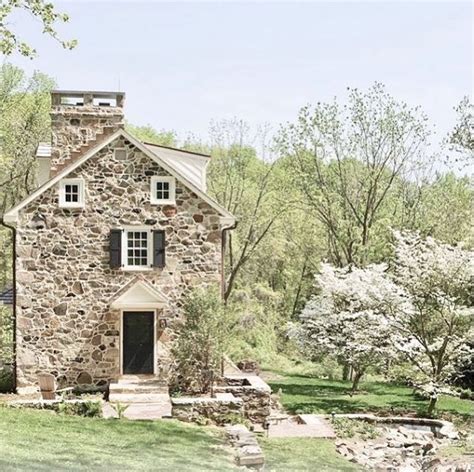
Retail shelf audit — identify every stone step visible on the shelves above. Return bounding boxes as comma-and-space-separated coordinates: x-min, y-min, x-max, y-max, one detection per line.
109, 384, 169, 395
124, 401, 172, 420
116, 376, 167, 386
109, 392, 170, 403
103, 400, 172, 420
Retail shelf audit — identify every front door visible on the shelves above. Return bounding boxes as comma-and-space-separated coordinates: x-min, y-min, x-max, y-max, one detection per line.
122, 311, 154, 374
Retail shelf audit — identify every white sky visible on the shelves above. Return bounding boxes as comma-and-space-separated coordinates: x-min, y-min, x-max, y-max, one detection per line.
7, 1, 473, 149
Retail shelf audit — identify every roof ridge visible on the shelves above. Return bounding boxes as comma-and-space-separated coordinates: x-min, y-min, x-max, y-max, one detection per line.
143, 142, 210, 158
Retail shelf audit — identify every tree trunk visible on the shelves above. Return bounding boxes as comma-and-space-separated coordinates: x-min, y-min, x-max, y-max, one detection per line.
427, 396, 437, 417
351, 370, 364, 393
342, 363, 350, 381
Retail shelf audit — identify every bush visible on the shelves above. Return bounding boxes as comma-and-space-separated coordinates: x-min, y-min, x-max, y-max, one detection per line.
171, 286, 236, 394
0, 366, 13, 393
331, 417, 379, 440
57, 400, 102, 418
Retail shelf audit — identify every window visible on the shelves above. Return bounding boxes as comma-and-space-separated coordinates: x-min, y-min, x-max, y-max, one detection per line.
150, 176, 175, 204
110, 229, 165, 270
59, 179, 84, 208
123, 229, 152, 269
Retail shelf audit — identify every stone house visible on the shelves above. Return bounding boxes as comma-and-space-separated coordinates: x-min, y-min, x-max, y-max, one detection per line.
3, 90, 236, 394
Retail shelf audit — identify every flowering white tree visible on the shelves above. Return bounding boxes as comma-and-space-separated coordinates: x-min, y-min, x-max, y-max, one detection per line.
389, 231, 474, 414
294, 263, 407, 392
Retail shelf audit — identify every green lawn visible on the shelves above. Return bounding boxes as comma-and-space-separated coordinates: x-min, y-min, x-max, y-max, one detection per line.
0, 407, 238, 472
268, 372, 473, 419
261, 438, 361, 472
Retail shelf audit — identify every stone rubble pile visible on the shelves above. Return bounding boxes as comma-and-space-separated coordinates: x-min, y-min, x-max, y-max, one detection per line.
225, 424, 264, 469
336, 425, 471, 472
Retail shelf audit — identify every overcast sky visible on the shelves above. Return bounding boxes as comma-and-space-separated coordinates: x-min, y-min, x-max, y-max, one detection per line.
9, 1, 473, 146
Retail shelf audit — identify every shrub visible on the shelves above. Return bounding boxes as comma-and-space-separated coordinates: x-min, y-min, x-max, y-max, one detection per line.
217, 412, 250, 427
111, 402, 129, 419
331, 417, 379, 440
171, 286, 236, 394
0, 366, 13, 393
57, 400, 102, 418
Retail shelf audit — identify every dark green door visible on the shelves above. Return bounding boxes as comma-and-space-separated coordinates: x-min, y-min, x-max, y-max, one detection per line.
123, 312, 154, 374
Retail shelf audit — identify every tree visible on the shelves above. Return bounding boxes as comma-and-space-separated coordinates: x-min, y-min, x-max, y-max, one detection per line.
171, 286, 236, 394
0, 64, 54, 286
445, 96, 473, 168
389, 231, 474, 415
278, 83, 429, 267
399, 173, 473, 247
0, 0, 76, 58
125, 123, 177, 147
207, 119, 284, 301
293, 263, 406, 392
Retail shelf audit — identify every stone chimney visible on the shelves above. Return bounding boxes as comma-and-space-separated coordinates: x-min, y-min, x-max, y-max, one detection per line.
49, 90, 125, 175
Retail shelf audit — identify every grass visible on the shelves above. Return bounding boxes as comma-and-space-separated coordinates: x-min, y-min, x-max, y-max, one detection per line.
268, 372, 473, 419
260, 438, 361, 471
0, 407, 238, 472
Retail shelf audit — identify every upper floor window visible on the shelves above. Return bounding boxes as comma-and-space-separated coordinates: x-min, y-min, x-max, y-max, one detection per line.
109, 228, 165, 270
125, 229, 151, 268
59, 178, 85, 208
150, 176, 175, 205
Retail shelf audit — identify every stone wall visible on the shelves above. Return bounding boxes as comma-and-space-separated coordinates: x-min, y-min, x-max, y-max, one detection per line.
215, 376, 272, 424
15, 136, 224, 392
50, 93, 124, 171
171, 396, 244, 425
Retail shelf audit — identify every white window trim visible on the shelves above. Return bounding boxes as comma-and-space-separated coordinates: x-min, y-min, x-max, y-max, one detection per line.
121, 227, 153, 271
58, 178, 85, 208
150, 176, 176, 205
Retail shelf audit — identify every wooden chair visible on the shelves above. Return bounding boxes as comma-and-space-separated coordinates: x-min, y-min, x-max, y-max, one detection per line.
38, 374, 74, 400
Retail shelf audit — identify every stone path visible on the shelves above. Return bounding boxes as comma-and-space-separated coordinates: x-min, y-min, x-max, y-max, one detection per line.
105, 375, 171, 420
268, 414, 336, 438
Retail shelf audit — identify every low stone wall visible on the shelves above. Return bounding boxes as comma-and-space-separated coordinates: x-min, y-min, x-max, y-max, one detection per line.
226, 424, 264, 469
215, 375, 272, 425
333, 414, 459, 440
171, 394, 244, 425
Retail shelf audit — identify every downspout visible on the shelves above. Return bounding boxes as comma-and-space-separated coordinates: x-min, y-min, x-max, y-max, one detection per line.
0, 218, 17, 392
221, 220, 238, 302
220, 219, 237, 378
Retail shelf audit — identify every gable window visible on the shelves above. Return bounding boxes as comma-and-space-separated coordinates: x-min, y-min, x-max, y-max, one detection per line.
59, 178, 84, 208
110, 228, 166, 270
150, 176, 175, 205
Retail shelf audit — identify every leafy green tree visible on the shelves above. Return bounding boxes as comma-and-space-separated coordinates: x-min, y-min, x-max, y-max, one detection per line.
0, 64, 54, 286
278, 83, 430, 267
171, 286, 236, 394
207, 119, 285, 301
400, 173, 473, 247
446, 96, 473, 168
0, 0, 76, 58
125, 123, 177, 147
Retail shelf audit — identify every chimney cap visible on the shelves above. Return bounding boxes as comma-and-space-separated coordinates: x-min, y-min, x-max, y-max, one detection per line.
51, 90, 125, 98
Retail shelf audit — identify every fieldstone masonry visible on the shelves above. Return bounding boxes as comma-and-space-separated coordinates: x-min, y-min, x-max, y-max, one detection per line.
15, 129, 224, 392
50, 91, 125, 174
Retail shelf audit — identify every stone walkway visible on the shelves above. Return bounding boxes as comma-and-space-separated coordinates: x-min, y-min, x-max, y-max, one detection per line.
268, 414, 336, 438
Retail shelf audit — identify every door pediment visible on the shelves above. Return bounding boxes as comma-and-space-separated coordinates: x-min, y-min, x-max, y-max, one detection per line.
110, 279, 168, 309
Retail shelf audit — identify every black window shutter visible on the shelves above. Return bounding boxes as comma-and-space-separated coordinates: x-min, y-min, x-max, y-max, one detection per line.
153, 230, 166, 268
110, 229, 122, 269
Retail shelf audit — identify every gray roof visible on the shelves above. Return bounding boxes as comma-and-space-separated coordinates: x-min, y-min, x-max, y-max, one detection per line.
0, 286, 13, 305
